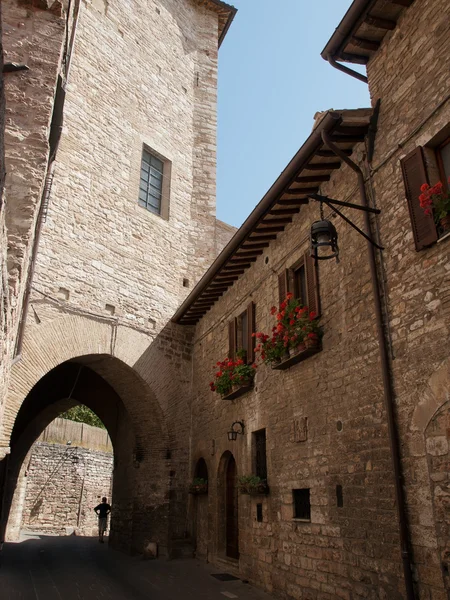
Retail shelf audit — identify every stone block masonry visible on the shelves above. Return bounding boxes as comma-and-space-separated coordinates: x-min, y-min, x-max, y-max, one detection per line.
21, 441, 113, 536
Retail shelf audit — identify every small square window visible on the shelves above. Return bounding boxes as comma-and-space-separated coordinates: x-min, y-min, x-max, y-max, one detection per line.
293, 488, 310, 520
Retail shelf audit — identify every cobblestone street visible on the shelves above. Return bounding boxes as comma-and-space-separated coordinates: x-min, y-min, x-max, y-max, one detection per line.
0, 533, 275, 600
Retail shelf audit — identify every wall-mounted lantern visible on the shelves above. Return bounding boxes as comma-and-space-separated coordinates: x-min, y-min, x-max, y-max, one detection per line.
308, 194, 383, 263
227, 421, 245, 441
310, 219, 339, 261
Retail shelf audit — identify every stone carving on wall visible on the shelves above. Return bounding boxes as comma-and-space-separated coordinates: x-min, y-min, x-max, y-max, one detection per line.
290, 417, 308, 443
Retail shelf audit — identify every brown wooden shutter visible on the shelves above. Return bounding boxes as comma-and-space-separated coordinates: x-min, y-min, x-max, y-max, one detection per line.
278, 269, 294, 304
246, 301, 256, 364
228, 319, 236, 360
304, 252, 320, 317
400, 147, 437, 251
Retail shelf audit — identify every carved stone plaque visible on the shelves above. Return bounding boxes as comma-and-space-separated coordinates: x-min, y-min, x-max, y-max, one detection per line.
290, 417, 308, 443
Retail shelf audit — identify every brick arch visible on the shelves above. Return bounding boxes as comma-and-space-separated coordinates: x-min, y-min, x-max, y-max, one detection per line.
411, 358, 450, 433
0, 313, 192, 555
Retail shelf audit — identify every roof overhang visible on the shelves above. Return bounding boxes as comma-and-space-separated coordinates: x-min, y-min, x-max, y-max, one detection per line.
321, 0, 415, 65
173, 108, 373, 325
197, 0, 237, 47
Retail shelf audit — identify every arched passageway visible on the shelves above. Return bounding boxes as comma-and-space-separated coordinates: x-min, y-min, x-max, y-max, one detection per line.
0, 356, 170, 555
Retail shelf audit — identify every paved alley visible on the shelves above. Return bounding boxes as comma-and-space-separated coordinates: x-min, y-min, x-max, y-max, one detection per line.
0, 533, 276, 600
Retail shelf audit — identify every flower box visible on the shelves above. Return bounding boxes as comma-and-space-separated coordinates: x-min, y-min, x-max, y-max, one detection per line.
223, 380, 253, 401
189, 483, 208, 496
272, 341, 321, 370
239, 482, 270, 496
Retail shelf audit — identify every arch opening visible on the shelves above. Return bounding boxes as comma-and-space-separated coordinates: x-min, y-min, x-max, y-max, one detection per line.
0, 355, 171, 556
217, 451, 239, 560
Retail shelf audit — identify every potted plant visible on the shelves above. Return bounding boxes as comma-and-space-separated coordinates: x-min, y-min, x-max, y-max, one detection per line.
419, 178, 450, 231
237, 475, 269, 496
253, 293, 321, 367
189, 478, 208, 495
209, 353, 257, 398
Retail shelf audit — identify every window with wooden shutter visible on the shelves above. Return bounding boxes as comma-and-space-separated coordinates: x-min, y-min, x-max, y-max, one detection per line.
304, 253, 320, 318
400, 147, 437, 251
279, 253, 320, 316
228, 319, 236, 361
246, 301, 256, 364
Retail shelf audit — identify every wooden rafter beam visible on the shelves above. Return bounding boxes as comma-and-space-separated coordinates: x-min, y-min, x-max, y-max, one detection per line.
260, 218, 292, 225
254, 226, 285, 233
276, 199, 308, 206
328, 134, 365, 143
316, 149, 352, 158
305, 162, 341, 171
296, 175, 330, 183
284, 187, 318, 195
240, 243, 270, 249
247, 234, 277, 241
269, 208, 300, 216
364, 15, 396, 30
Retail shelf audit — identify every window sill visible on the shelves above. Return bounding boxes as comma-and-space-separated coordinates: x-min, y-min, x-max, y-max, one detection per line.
223, 381, 253, 401
272, 343, 321, 371
292, 518, 311, 523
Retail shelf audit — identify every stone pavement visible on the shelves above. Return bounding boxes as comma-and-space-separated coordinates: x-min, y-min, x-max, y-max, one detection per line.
0, 533, 276, 600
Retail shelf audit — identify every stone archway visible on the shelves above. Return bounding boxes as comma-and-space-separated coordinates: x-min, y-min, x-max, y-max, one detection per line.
191, 457, 209, 558
217, 451, 239, 560
2, 357, 167, 555
0, 313, 194, 556
411, 358, 450, 594
424, 402, 450, 593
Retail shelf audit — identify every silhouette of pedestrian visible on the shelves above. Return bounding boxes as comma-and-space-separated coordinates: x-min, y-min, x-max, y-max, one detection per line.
94, 497, 111, 543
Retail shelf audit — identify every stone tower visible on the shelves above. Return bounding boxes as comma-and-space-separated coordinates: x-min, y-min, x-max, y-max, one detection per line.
0, 0, 236, 553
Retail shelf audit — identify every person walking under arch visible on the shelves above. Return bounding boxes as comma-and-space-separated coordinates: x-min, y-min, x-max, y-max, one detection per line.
94, 497, 111, 543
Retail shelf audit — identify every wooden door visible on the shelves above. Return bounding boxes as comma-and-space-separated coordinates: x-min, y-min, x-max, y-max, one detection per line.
226, 455, 239, 559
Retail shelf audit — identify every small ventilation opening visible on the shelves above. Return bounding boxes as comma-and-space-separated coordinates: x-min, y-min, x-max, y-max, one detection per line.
336, 484, 343, 508
293, 488, 311, 520
183, 278, 190, 288
256, 503, 263, 522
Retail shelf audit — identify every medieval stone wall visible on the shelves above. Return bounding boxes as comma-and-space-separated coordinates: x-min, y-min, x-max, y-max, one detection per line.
367, 0, 450, 597
186, 1, 450, 598
189, 145, 405, 598
0, 0, 66, 439
29, 0, 220, 335
21, 440, 113, 536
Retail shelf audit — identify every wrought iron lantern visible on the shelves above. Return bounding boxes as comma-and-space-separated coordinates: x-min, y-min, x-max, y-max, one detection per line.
310, 219, 339, 262
227, 421, 245, 441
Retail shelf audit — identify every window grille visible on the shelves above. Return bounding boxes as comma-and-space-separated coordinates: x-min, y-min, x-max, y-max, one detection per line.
139, 149, 164, 215
293, 488, 310, 520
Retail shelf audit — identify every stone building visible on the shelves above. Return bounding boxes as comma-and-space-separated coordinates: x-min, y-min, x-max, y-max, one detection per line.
0, 0, 449, 599
0, 0, 236, 555
172, 1, 450, 598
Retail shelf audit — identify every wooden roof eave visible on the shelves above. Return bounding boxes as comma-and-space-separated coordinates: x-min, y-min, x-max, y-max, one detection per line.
172, 110, 372, 325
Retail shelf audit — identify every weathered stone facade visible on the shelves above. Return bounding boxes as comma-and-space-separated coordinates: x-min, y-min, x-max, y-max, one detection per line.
0, 0, 235, 556
182, 1, 450, 599
0, 0, 449, 599
21, 440, 113, 536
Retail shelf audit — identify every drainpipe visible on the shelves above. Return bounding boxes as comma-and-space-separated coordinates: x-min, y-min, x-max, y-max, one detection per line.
13, 0, 81, 359
325, 54, 368, 84
321, 130, 416, 600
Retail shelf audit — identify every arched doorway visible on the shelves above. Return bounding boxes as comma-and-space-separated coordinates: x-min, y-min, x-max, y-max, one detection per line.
425, 401, 450, 593
0, 356, 170, 555
192, 457, 209, 558
217, 451, 239, 560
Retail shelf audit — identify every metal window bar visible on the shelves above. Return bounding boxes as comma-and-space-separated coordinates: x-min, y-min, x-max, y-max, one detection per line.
139, 149, 163, 214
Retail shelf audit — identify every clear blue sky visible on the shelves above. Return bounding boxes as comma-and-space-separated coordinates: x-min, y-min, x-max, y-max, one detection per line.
216, 0, 370, 227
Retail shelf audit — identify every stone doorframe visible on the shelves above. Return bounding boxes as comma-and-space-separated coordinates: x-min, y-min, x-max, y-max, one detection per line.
411, 358, 450, 593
